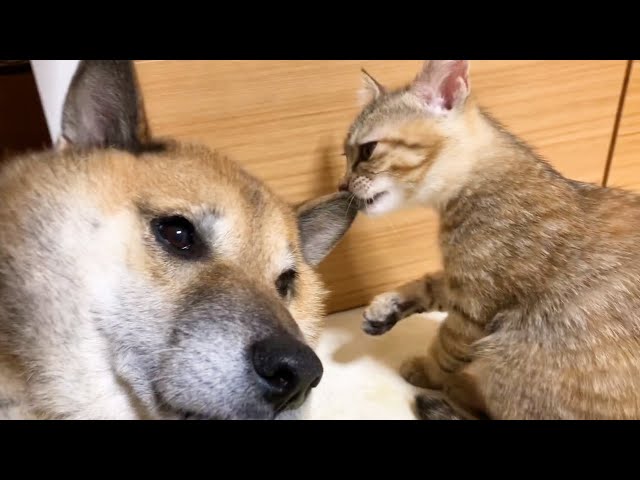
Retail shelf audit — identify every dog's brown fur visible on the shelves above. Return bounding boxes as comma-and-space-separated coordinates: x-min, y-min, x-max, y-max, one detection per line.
342, 60, 640, 419
0, 61, 357, 419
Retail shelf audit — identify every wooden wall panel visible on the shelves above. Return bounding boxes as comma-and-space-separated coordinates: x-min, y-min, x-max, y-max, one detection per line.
134, 60, 626, 312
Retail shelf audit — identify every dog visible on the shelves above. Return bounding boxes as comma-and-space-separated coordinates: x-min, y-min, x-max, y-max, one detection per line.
0, 60, 357, 420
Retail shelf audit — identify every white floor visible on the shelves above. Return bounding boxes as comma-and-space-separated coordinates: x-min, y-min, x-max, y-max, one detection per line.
306, 307, 446, 420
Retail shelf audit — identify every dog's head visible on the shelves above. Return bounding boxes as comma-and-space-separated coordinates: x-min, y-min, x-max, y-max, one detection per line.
1, 61, 357, 419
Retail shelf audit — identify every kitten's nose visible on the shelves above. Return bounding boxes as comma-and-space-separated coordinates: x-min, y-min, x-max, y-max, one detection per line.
338, 181, 349, 192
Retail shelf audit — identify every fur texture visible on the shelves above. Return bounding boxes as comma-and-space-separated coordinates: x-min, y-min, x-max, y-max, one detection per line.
342, 60, 640, 420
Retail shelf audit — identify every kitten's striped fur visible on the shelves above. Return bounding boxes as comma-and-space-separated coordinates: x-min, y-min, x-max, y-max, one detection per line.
341, 60, 640, 420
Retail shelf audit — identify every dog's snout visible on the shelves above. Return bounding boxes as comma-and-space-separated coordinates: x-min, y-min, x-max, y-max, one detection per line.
252, 336, 323, 413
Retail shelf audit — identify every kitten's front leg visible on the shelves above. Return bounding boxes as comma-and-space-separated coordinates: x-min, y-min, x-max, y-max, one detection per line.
401, 309, 485, 389
413, 365, 490, 420
362, 272, 447, 336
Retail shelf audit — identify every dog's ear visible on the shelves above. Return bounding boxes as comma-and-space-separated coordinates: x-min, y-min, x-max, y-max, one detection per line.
296, 192, 358, 266
58, 60, 152, 152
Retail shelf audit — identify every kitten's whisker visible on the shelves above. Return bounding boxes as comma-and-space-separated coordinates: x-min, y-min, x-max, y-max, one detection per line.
346, 193, 357, 221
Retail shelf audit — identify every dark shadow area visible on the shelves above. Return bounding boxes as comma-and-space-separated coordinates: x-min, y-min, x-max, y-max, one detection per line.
0, 61, 51, 161
328, 308, 443, 371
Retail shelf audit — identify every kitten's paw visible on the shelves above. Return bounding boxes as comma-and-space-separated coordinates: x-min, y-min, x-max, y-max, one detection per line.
400, 356, 432, 388
362, 292, 405, 336
400, 355, 443, 389
413, 392, 461, 420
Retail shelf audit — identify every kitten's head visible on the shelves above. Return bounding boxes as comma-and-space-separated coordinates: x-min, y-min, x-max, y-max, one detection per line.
341, 60, 472, 215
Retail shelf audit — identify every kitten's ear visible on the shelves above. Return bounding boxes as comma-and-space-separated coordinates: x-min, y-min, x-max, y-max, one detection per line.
411, 60, 470, 112
58, 60, 151, 152
296, 192, 358, 266
357, 68, 386, 107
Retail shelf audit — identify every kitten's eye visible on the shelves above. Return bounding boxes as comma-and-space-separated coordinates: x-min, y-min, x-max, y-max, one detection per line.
358, 141, 378, 163
275, 269, 297, 298
152, 216, 200, 257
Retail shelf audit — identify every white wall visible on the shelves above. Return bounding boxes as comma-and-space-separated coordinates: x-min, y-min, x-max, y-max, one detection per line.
30, 60, 80, 143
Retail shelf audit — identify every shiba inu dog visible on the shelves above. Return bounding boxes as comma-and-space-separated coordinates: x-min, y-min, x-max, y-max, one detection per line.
0, 60, 357, 420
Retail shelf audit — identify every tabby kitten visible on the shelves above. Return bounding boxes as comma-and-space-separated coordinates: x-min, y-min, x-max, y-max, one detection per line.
341, 60, 640, 420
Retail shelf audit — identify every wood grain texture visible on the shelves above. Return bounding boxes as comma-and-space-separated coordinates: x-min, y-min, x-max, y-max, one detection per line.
607, 61, 640, 192
134, 60, 626, 313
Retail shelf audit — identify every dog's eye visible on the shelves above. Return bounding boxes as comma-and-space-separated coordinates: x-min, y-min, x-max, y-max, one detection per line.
358, 141, 377, 163
275, 269, 297, 298
152, 216, 199, 256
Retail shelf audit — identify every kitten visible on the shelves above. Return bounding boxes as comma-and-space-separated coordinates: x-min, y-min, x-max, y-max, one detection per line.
340, 60, 640, 419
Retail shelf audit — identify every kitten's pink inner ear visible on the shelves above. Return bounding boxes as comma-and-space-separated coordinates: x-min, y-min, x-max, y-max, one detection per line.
440, 61, 469, 109
413, 60, 470, 111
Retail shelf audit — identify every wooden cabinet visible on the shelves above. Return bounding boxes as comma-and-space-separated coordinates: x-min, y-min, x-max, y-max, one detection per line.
134, 60, 629, 313
607, 61, 640, 192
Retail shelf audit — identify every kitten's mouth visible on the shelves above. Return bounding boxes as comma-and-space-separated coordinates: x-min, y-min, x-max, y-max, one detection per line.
362, 191, 388, 209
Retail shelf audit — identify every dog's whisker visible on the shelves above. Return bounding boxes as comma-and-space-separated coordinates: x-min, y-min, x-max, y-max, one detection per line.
149, 374, 178, 384
150, 347, 185, 356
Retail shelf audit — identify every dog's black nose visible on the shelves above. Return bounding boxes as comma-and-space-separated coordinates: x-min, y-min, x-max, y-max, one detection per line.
252, 335, 323, 413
